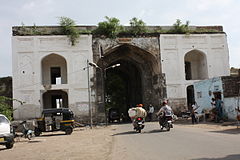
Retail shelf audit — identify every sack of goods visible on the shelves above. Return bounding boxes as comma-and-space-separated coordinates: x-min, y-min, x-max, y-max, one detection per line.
128, 108, 137, 118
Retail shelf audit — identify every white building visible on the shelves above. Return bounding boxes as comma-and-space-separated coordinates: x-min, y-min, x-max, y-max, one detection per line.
161, 34, 230, 108
12, 26, 230, 121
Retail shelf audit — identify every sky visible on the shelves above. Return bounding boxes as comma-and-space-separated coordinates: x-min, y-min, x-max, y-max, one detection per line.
0, 0, 240, 77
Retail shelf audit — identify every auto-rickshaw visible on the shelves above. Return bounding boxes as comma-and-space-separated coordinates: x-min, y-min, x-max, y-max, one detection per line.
34, 108, 74, 136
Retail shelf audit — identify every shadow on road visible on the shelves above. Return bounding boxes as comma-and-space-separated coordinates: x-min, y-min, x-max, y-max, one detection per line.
192, 154, 240, 160
112, 129, 171, 136
27, 140, 42, 143
0, 147, 9, 151
209, 128, 240, 135
112, 131, 140, 136
40, 133, 66, 137
145, 129, 170, 133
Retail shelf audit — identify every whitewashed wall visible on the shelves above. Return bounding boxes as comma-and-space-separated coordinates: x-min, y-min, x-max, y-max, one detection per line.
12, 35, 94, 120
160, 34, 230, 102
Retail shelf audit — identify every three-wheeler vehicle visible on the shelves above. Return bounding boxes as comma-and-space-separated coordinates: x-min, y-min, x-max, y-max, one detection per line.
34, 108, 74, 136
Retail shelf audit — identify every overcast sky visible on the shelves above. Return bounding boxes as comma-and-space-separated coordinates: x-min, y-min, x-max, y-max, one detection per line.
0, 0, 239, 77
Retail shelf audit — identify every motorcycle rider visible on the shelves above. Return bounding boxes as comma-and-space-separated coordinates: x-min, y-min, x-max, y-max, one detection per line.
131, 104, 147, 129
156, 101, 173, 129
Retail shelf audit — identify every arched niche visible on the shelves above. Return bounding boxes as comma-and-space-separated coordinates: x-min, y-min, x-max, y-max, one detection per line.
41, 53, 68, 85
184, 50, 208, 80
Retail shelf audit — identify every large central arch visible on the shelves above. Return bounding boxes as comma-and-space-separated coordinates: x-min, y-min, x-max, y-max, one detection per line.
96, 44, 163, 119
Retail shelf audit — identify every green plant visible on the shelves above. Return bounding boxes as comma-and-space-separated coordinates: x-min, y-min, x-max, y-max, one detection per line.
168, 19, 190, 34
0, 96, 24, 121
93, 16, 123, 38
128, 17, 147, 35
59, 17, 80, 45
0, 96, 13, 121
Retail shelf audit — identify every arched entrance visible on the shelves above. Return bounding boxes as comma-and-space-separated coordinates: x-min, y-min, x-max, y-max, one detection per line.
184, 50, 208, 80
41, 53, 68, 85
97, 44, 162, 121
42, 90, 68, 109
105, 60, 142, 120
186, 85, 195, 109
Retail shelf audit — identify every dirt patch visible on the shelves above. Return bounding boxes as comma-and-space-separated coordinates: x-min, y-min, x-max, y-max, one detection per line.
0, 126, 114, 160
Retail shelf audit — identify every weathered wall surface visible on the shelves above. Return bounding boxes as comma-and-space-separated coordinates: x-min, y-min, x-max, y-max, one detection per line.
12, 30, 230, 122
224, 97, 239, 120
193, 77, 223, 113
12, 35, 95, 121
222, 76, 240, 98
161, 34, 230, 109
194, 76, 240, 120
92, 36, 166, 109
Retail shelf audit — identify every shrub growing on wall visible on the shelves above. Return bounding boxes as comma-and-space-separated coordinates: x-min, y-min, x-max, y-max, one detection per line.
128, 17, 147, 35
93, 16, 123, 38
168, 19, 190, 34
59, 17, 80, 45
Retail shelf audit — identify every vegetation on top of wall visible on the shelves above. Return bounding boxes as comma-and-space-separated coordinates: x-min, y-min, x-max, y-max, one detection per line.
167, 19, 190, 34
128, 17, 148, 35
59, 17, 80, 46
92, 16, 124, 38
14, 17, 224, 37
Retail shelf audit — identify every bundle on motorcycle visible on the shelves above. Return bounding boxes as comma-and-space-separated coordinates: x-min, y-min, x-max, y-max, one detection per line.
128, 107, 146, 133
34, 108, 74, 136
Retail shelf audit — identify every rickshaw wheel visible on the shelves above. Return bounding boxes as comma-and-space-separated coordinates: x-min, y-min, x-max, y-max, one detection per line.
65, 127, 73, 135
34, 128, 41, 136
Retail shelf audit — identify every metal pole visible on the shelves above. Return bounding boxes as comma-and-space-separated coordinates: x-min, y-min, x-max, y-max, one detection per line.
87, 59, 93, 129
102, 68, 108, 126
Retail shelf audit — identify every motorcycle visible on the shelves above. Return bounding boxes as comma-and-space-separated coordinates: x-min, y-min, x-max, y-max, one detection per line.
158, 112, 173, 131
13, 121, 33, 140
133, 117, 145, 133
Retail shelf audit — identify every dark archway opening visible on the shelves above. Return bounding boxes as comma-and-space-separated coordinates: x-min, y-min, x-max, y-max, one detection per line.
187, 85, 195, 109
43, 90, 68, 109
105, 60, 142, 122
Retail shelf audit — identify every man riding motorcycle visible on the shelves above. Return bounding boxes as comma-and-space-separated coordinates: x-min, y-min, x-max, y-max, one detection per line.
128, 104, 147, 132
156, 101, 174, 130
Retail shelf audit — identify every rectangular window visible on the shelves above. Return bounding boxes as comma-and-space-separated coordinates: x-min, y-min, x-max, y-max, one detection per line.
51, 67, 61, 84
197, 92, 202, 98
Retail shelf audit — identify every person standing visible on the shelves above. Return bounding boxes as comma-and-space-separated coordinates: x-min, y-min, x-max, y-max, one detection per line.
148, 104, 154, 122
190, 102, 199, 124
215, 97, 223, 122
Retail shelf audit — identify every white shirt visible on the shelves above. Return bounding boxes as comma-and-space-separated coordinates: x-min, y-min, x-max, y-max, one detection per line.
158, 105, 173, 116
149, 106, 154, 113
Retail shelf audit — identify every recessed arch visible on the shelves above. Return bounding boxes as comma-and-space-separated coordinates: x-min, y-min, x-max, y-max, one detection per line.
42, 90, 68, 109
100, 44, 160, 74
41, 53, 68, 85
184, 49, 208, 80
96, 44, 163, 120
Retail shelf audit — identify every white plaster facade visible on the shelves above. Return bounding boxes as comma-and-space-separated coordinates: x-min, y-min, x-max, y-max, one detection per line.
12, 32, 230, 120
12, 35, 94, 120
160, 34, 230, 106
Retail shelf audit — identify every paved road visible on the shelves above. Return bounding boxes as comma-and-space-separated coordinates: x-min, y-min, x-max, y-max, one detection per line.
109, 122, 240, 160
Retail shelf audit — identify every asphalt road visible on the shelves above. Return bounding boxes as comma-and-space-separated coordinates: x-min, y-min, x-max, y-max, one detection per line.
109, 122, 240, 160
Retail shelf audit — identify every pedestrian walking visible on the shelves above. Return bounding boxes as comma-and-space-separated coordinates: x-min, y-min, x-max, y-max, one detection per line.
148, 104, 154, 122
190, 102, 199, 124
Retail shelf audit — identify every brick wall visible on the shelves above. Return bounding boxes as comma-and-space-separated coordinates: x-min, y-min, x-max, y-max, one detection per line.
222, 76, 240, 97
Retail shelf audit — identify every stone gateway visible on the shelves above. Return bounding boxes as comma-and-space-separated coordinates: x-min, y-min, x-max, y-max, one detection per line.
12, 26, 230, 123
